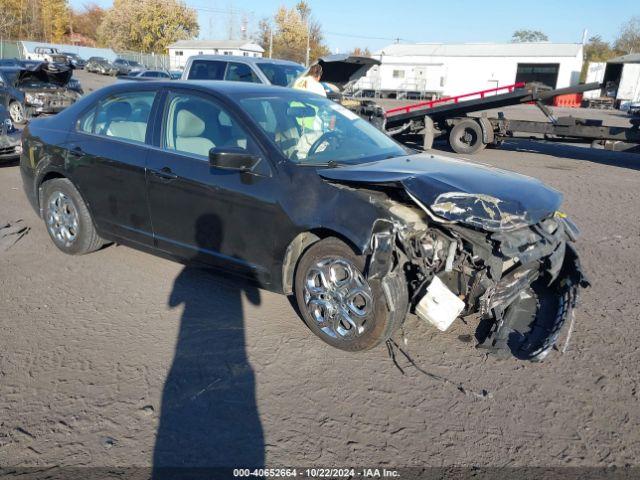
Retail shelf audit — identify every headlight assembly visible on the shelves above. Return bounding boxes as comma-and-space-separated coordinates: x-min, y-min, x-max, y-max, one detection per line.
429, 191, 531, 232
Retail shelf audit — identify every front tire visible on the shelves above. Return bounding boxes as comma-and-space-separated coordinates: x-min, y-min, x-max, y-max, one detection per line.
42, 178, 105, 255
9, 101, 26, 124
294, 237, 407, 351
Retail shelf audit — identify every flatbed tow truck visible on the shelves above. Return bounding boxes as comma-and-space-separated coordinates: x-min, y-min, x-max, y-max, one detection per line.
378, 82, 640, 154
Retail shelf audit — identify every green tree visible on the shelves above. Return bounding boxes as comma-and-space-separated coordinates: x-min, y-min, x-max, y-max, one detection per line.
614, 16, 640, 54
98, 0, 198, 53
511, 29, 549, 42
41, 0, 70, 42
256, 1, 330, 64
580, 35, 617, 82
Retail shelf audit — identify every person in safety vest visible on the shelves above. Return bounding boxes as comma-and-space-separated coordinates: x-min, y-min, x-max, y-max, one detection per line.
292, 64, 326, 97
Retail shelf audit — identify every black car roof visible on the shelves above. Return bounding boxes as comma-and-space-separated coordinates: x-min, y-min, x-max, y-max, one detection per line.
105, 79, 317, 98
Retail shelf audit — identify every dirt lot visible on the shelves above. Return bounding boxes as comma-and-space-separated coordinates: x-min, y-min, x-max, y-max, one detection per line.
1, 72, 640, 471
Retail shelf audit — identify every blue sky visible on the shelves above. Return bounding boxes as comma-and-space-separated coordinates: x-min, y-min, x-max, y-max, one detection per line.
71, 0, 639, 52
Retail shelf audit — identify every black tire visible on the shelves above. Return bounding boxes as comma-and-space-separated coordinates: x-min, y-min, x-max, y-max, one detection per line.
294, 237, 408, 351
449, 119, 486, 154
41, 178, 105, 255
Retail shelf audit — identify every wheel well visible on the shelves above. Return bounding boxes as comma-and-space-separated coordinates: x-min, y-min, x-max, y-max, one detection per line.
37, 172, 67, 215
281, 228, 363, 295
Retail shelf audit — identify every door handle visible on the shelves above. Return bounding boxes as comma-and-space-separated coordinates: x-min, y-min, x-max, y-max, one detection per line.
68, 145, 84, 157
151, 166, 178, 180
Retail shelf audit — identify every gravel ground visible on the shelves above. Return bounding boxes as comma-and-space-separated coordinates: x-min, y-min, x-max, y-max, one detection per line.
1, 72, 640, 470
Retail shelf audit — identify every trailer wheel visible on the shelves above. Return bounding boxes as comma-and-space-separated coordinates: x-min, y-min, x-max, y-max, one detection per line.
449, 119, 486, 154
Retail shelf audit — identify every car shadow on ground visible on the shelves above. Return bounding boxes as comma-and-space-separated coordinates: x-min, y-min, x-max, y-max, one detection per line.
498, 139, 640, 171
153, 214, 264, 478
401, 134, 640, 171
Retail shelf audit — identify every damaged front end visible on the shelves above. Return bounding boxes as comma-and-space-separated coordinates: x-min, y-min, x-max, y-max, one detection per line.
369, 199, 588, 361
15, 63, 81, 115
0, 111, 22, 161
322, 154, 589, 361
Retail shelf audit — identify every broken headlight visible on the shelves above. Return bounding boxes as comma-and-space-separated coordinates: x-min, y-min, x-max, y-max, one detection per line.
429, 192, 531, 232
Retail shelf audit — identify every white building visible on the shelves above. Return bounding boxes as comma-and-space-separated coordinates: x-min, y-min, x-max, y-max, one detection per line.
167, 40, 264, 70
355, 42, 584, 99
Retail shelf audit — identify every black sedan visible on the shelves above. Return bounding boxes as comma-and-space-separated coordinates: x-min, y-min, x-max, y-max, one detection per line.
20, 81, 588, 359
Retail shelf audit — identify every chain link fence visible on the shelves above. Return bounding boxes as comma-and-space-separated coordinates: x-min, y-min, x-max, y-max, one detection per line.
0, 40, 23, 60
116, 51, 170, 70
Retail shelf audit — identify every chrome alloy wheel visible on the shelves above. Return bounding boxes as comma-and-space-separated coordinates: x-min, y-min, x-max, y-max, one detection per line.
9, 101, 25, 124
46, 191, 79, 247
303, 257, 374, 340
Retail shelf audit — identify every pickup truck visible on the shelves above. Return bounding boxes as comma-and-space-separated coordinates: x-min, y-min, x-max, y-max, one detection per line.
27, 47, 69, 65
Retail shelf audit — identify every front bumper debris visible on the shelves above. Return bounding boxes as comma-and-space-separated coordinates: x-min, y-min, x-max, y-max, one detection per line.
0, 131, 22, 160
370, 200, 589, 361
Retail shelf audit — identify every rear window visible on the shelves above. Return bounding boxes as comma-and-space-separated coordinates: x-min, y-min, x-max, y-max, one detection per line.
187, 60, 226, 80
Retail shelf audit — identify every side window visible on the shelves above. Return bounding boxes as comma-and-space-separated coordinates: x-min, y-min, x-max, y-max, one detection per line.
77, 91, 156, 143
225, 62, 260, 83
162, 92, 256, 159
187, 60, 226, 80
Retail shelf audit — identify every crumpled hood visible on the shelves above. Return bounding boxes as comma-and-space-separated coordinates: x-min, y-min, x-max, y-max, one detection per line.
318, 153, 563, 231
17, 63, 72, 87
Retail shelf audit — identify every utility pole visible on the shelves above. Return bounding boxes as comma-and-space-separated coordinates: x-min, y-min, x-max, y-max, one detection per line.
305, 21, 310, 67
269, 27, 273, 58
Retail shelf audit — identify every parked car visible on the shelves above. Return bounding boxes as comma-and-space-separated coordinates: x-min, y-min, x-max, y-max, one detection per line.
20, 80, 588, 360
0, 63, 80, 117
125, 70, 172, 79
86, 57, 118, 76
0, 70, 27, 123
61, 52, 86, 69
112, 58, 144, 76
181, 55, 305, 87
169, 70, 182, 80
27, 46, 69, 65
627, 101, 640, 117
0, 105, 21, 161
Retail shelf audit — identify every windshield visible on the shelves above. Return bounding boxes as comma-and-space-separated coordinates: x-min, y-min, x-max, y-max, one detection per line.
239, 94, 408, 165
256, 63, 305, 87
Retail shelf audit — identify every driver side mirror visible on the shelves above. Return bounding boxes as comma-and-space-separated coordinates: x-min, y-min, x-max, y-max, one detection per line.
209, 147, 261, 172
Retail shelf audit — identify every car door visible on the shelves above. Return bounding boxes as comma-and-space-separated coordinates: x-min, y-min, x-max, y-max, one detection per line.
65, 89, 160, 246
146, 88, 281, 285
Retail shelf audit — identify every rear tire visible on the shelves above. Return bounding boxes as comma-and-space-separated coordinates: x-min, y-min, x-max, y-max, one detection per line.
449, 119, 486, 154
42, 178, 105, 255
294, 237, 408, 351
